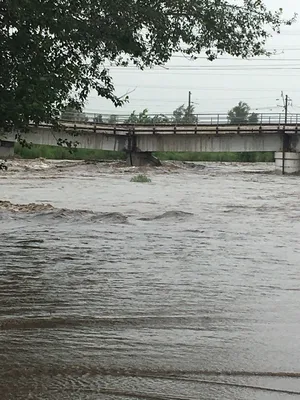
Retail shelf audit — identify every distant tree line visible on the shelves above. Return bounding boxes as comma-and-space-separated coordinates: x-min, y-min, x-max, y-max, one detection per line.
60, 104, 198, 124
60, 101, 259, 125
124, 104, 197, 124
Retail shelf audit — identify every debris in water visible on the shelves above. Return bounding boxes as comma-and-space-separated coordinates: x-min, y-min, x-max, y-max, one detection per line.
0, 200, 54, 212
0, 161, 8, 171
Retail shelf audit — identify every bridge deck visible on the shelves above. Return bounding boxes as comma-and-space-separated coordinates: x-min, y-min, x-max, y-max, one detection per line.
3, 121, 300, 154
48, 122, 299, 135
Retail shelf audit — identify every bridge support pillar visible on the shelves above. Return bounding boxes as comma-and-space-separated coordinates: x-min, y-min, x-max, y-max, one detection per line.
127, 151, 161, 167
275, 152, 300, 175
0, 140, 14, 158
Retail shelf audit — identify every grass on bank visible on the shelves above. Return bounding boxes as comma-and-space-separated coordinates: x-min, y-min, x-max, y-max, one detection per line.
14, 143, 126, 161
130, 174, 152, 183
14, 144, 275, 163
155, 151, 274, 163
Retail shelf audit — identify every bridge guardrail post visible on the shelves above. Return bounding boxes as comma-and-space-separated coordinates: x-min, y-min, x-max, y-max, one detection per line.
152, 119, 156, 134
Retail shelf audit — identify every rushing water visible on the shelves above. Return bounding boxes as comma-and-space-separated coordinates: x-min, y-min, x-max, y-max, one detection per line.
1, 160, 300, 400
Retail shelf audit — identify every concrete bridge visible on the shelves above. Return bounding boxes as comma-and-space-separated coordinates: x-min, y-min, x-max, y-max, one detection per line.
1, 112, 300, 174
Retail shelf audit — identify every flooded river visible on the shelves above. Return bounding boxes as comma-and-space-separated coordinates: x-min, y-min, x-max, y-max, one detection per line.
1, 159, 300, 399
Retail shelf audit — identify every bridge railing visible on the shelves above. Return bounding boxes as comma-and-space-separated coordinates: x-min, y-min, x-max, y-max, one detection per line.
59, 112, 300, 125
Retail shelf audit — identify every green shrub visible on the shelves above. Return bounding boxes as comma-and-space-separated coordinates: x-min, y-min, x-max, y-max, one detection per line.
154, 151, 274, 162
130, 174, 152, 183
14, 143, 274, 163
14, 143, 126, 160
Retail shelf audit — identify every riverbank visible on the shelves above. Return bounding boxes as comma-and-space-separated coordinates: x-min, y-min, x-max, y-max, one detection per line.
14, 144, 274, 163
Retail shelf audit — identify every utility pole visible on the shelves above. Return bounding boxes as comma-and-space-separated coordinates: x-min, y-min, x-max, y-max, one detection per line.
284, 94, 289, 124
188, 91, 192, 118
281, 92, 292, 175
188, 91, 192, 110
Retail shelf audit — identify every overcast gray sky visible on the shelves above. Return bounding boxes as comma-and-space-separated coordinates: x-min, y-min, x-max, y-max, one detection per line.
86, 0, 300, 117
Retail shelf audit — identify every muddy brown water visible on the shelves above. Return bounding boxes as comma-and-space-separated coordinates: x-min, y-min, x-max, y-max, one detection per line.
1, 160, 300, 399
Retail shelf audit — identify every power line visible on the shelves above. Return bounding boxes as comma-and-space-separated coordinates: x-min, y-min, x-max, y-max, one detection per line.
168, 56, 300, 61
170, 47, 300, 53
88, 96, 282, 102
107, 71, 300, 78
105, 66, 298, 74
107, 66, 300, 73
105, 50, 300, 68
108, 64, 300, 68
172, 55, 300, 59
108, 85, 300, 92
111, 57, 300, 62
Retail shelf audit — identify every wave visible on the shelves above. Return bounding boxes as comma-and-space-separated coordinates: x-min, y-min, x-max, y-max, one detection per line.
1, 201, 192, 224
39, 209, 128, 224
0, 315, 195, 331
0, 200, 128, 224
0, 200, 54, 213
2, 361, 300, 380
139, 210, 193, 221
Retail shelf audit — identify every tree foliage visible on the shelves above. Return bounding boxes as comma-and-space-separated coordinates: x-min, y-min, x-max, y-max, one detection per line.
126, 109, 152, 124
248, 112, 260, 124
228, 101, 259, 124
125, 105, 199, 124
108, 115, 118, 124
93, 114, 103, 123
173, 105, 197, 124
60, 106, 87, 122
152, 114, 171, 124
0, 0, 295, 132
125, 109, 169, 124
